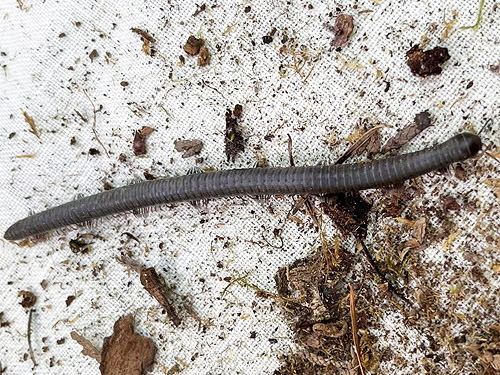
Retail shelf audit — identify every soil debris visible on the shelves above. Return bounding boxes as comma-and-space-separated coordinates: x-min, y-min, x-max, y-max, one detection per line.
327, 14, 354, 48
0, 312, 10, 328
183, 35, 204, 56
100, 315, 155, 375
131, 28, 156, 56
89, 49, 99, 62
406, 44, 450, 77
18, 290, 37, 308
382, 110, 433, 153
225, 105, 245, 162
174, 139, 203, 158
198, 46, 211, 66
133, 126, 156, 156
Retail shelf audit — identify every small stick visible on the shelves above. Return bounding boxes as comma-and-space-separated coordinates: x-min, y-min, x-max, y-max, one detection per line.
83, 89, 109, 158
27, 309, 37, 366
349, 284, 365, 375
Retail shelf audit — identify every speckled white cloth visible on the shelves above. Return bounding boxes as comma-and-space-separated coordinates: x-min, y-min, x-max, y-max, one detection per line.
1, 0, 499, 374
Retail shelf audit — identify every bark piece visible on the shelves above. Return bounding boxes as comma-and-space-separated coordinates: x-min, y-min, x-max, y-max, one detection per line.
174, 139, 203, 158
330, 14, 354, 48
382, 111, 432, 153
100, 315, 155, 375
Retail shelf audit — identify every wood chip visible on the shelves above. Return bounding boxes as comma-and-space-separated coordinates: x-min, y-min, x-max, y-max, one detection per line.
174, 139, 203, 158
71, 331, 102, 363
100, 315, 155, 375
382, 111, 432, 153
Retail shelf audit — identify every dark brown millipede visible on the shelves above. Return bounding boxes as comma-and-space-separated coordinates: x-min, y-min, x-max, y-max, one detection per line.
4, 132, 482, 241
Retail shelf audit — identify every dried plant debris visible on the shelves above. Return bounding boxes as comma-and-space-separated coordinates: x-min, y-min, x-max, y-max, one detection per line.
327, 14, 354, 49
72, 316, 155, 375
0, 312, 10, 328
89, 49, 99, 62
100, 315, 155, 375
174, 139, 203, 158
225, 106, 245, 162
183, 35, 204, 55
274, 250, 381, 374
18, 290, 37, 308
133, 126, 156, 156
320, 193, 372, 238
382, 110, 433, 153
192, 3, 206, 17
336, 126, 381, 164
71, 331, 102, 363
198, 46, 211, 66
406, 44, 450, 77
131, 28, 156, 56
22, 110, 40, 138
117, 256, 181, 326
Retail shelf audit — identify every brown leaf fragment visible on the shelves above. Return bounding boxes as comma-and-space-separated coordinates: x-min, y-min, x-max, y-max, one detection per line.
382, 110, 433, 153
100, 315, 155, 375
174, 139, 203, 158
66, 295, 76, 307
197, 46, 211, 66
140, 267, 181, 326
225, 108, 245, 162
133, 126, 156, 156
22, 110, 40, 138
192, 4, 206, 17
89, 49, 99, 62
406, 44, 450, 77
329, 14, 354, 48
18, 290, 36, 308
336, 126, 381, 164
183, 35, 204, 55
71, 331, 102, 363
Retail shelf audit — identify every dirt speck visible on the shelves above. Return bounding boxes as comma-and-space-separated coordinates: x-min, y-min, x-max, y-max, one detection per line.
406, 44, 450, 77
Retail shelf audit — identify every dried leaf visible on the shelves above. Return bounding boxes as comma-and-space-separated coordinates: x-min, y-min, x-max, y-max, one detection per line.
140, 268, 181, 326
382, 111, 433, 153
22, 110, 40, 138
100, 315, 155, 375
133, 126, 156, 156
174, 139, 203, 158
406, 45, 450, 77
329, 14, 354, 48
336, 126, 382, 164
71, 331, 102, 363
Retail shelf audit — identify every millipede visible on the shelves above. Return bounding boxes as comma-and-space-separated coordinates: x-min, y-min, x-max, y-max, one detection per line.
4, 132, 482, 241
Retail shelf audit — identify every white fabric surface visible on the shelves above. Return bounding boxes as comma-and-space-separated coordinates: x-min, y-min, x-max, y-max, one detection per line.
0, 0, 499, 374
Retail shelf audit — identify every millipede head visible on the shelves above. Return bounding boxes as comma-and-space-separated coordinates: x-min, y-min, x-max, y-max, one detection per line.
459, 132, 482, 158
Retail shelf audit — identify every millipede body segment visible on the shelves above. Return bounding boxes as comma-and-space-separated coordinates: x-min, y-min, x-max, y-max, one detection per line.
4, 133, 481, 241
